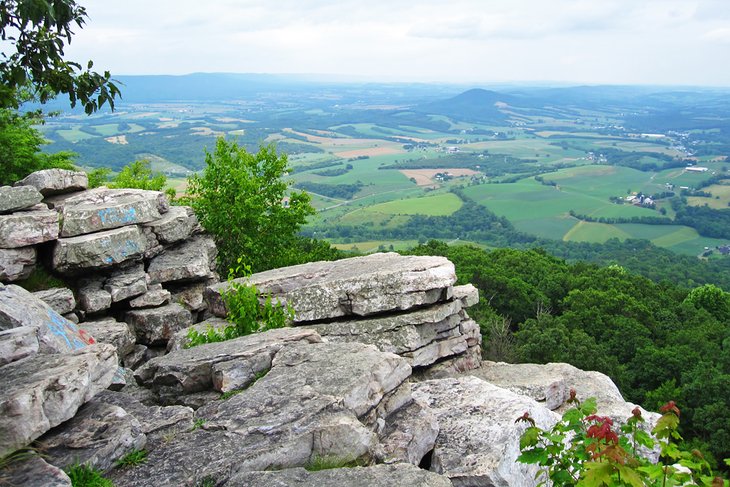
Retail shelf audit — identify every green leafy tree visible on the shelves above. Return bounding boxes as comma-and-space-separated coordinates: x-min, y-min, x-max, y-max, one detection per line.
187, 138, 316, 273
108, 159, 165, 191
0, 108, 75, 185
0, 0, 120, 112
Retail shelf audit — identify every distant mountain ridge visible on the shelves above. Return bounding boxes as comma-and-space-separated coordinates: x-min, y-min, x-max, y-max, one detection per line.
413, 88, 515, 122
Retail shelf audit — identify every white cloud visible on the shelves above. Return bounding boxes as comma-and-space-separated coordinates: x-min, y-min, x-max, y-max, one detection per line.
63, 0, 730, 86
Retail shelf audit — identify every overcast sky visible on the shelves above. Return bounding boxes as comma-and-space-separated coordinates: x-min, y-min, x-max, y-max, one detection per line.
65, 0, 730, 86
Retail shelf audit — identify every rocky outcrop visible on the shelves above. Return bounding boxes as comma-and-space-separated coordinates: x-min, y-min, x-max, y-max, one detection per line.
413, 376, 559, 487
0, 169, 670, 486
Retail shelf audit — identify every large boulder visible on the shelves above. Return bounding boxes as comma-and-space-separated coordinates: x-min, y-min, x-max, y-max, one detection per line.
412, 376, 558, 487
0, 206, 59, 248
0, 326, 39, 366
147, 235, 217, 284
0, 185, 43, 213
206, 253, 456, 323
142, 205, 200, 244
37, 399, 146, 472
51, 225, 147, 273
58, 187, 168, 237
113, 342, 414, 486
15, 169, 88, 196
470, 361, 659, 423
0, 246, 36, 282
0, 343, 118, 457
0, 284, 95, 354
227, 464, 454, 487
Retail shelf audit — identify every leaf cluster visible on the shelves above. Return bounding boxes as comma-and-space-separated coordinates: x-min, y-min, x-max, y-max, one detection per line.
0, 0, 120, 112
517, 395, 729, 486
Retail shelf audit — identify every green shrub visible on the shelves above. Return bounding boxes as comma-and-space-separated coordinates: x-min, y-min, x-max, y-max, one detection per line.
186, 259, 293, 347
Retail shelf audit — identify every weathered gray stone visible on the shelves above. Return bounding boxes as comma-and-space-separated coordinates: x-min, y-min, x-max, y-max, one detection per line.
136, 327, 323, 396
142, 205, 200, 244
103, 263, 147, 302
33, 287, 76, 315
38, 399, 147, 472
0, 185, 43, 213
453, 283, 479, 308
0, 207, 59, 248
0, 454, 71, 487
412, 376, 558, 487
207, 253, 456, 323
59, 187, 168, 237
113, 342, 412, 486
166, 317, 229, 352
167, 278, 216, 312
0, 326, 39, 366
147, 235, 217, 284
128, 283, 171, 308
93, 389, 194, 451
470, 361, 660, 425
0, 284, 95, 353
227, 464, 454, 487
122, 344, 151, 370
51, 225, 147, 273
379, 398, 439, 465
0, 343, 118, 457
125, 303, 193, 346
77, 277, 112, 314
305, 300, 470, 367
415, 345, 483, 381
15, 169, 88, 196
0, 246, 36, 281
79, 318, 136, 357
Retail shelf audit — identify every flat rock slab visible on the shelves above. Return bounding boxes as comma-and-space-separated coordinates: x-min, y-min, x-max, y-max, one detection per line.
166, 317, 229, 352
0, 284, 95, 353
33, 287, 76, 315
207, 253, 456, 323
135, 327, 323, 395
125, 303, 193, 346
58, 187, 168, 237
305, 300, 468, 367
114, 342, 412, 486
147, 235, 217, 284
0, 208, 59, 248
0, 246, 36, 282
38, 399, 146, 472
412, 376, 558, 487
52, 225, 147, 273
227, 464, 454, 487
0, 343, 118, 457
129, 283, 171, 309
0, 185, 43, 213
15, 169, 88, 196
142, 205, 200, 244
